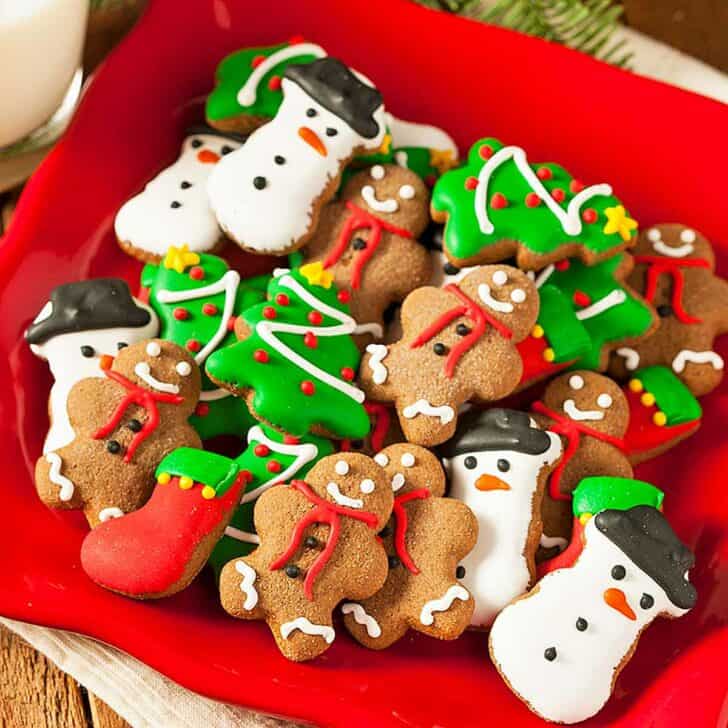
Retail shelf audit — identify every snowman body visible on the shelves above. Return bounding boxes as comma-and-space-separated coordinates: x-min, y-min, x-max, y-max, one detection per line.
446, 432, 562, 627
115, 133, 241, 257
208, 79, 385, 254
489, 517, 688, 724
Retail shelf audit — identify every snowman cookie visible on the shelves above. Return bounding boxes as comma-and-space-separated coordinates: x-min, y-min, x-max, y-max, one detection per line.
441, 409, 562, 628
26, 279, 158, 454
115, 129, 242, 263
208, 57, 387, 256
490, 506, 697, 725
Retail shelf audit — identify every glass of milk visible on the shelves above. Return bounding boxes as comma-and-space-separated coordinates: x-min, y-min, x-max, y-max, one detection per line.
0, 0, 88, 152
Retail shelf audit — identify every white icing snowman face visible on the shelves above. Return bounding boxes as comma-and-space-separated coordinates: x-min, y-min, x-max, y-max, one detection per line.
181, 133, 239, 164
477, 268, 528, 315
646, 226, 696, 258
561, 374, 613, 422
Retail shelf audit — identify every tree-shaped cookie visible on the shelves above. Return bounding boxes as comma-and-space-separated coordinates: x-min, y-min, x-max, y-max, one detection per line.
431, 138, 637, 269
206, 265, 370, 440
358, 265, 539, 446
341, 444, 477, 648
35, 340, 201, 526
299, 164, 432, 346
141, 246, 268, 439
609, 224, 728, 396
219, 452, 393, 662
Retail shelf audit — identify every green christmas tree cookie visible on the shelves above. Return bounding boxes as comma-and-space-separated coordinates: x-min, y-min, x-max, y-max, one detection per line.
141, 245, 269, 439
431, 137, 637, 269
206, 263, 371, 440
208, 423, 334, 577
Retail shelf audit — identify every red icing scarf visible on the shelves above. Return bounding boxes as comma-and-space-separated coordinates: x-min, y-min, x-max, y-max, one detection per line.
411, 283, 512, 378
322, 201, 413, 289
93, 370, 184, 463
269, 480, 379, 601
633, 255, 710, 324
531, 401, 625, 501
391, 488, 430, 574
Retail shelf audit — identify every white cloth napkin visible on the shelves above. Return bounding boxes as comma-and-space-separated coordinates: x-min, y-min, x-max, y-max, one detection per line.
4, 23, 727, 728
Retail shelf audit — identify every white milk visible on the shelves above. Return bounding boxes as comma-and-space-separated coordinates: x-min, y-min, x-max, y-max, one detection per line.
0, 0, 88, 147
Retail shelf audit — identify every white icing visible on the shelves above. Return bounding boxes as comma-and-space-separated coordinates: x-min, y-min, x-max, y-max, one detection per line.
198, 387, 231, 401
402, 399, 455, 425
597, 393, 613, 409
394, 150, 408, 167
341, 602, 382, 638
365, 343, 388, 384
374, 453, 389, 467
533, 264, 555, 289
653, 239, 694, 258
478, 284, 514, 314
134, 362, 179, 394
391, 472, 406, 492
175, 361, 192, 376
385, 113, 458, 157
98, 507, 124, 522
326, 481, 363, 509
224, 526, 260, 544
474, 145, 613, 237
236, 43, 326, 106
575, 290, 626, 320
280, 617, 335, 644
361, 184, 398, 213
401, 452, 415, 467
681, 229, 696, 244
359, 478, 375, 494
420, 584, 470, 626
489, 518, 691, 724
616, 347, 640, 371
510, 288, 526, 303
146, 341, 161, 357
647, 228, 661, 242
672, 349, 724, 373
563, 399, 604, 422
45, 452, 74, 501
398, 184, 415, 200
354, 321, 384, 338
370, 164, 385, 180
540, 533, 568, 551
569, 375, 584, 390
234, 560, 258, 610
334, 460, 350, 476
492, 270, 508, 286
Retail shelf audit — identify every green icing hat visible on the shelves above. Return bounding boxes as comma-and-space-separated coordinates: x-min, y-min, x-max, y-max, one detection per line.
156, 448, 240, 497
573, 476, 664, 519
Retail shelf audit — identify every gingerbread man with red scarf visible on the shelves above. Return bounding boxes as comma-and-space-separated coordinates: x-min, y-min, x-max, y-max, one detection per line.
609, 224, 728, 396
359, 265, 539, 447
299, 164, 432, 346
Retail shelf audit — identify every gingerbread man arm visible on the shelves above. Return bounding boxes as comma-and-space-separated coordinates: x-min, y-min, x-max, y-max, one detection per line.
706, 274, 728, 336
65, 378, 126, 436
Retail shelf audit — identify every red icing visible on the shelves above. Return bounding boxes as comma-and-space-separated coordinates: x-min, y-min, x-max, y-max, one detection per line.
340, 367, 355, 381
364, 401, 391, 453
551, 188, 566, 203
308, 310, 323, 325
303, 331, 318, 348
322, 201, 413, 290
194, 402, 210, 417
479, 145, 493, 159
300, 380, 315, 396
267, 460, 282, 473
268, 76, 282, 92
186, 339, 201, 352
337, 289, 351, 303
262, 306, 277, 320
582, 208, 597, 223
254, 444, 270, 457
525, 192, 541, 208
570, 179, 585, 193
555, 260, 570, 271
391, 488, 430, 574
516, 334, 572, 386
490, 192, 508, 209
226, 316, 237, 332
536, 166, 552, 180
173, 307, 189, 321
464, 176, 478, 191
269, 480, 379, 600
251, 54, 265, 69
283, 434, 300, 445
253, 348, 269, 363
92, 370, 184, 463
202, 303, 218, 316
572, 290, 591, 307
275, 293, 290, 306
189, 266, 204, 281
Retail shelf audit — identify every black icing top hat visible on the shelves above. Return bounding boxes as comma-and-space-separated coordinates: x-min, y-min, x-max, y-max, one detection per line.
596, 506, 697, 610
25, 278, 152, 345
439, 408, 552, 458
185, 124, 246, 145
284, 57, 383, 139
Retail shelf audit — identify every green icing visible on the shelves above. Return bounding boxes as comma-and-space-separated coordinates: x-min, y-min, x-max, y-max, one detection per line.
205, 267, 370, 439
572, 476, 664, 517
208, 424, 334, 577
539, 254, 655, 370
141, 254, 269, 439
536, 285, 591, 363
634, 366, 702, 425
431, 138, 633, 265
156, 447, 240, 496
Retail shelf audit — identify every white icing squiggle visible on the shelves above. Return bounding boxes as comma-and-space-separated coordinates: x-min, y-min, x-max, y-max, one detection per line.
420, 584, 470, 626
575, 290, 627, 320
224, 526, 260, 544
235, 560, 259, 610
45, 452, 74, 501
134, 362, 180, 394
403, 399, 455, 425
280, 617, 335, 643
99, 507, 124, 522
672, 350, 724, 373
341, 602, 382, 638
361, 185, 398, 213
366, 344, 388, 384
616, 347, 640, 371
539, 533, 568, 551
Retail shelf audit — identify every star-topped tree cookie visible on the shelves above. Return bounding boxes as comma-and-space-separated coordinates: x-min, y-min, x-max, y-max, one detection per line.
141, 246, 269, 440
206, 263, 371, 440
431, 138, 637, 270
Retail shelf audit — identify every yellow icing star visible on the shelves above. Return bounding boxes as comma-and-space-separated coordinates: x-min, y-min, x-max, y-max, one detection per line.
163, 244, 200, 273
300, 261, 334, 289
378, 133, 392, 156
429, 148, 456, 175
602, 206, 638, 241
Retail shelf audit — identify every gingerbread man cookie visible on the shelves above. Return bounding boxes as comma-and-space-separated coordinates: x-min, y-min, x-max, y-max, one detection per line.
359, 265, 539, 446
35, 339, 201, 526
341, 444, 477, 649
610, 223, 728, 396
219, 452, 392, 662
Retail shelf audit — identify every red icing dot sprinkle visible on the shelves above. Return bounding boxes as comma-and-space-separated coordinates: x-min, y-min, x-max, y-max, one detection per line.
173, 307, 189, 321
573, 290, 592, 307
570, 179, 585, 193
186, 339, 201, 353
337, 289, 351, 303
202, 303, 218, 316
551, 188, 566, 203
555, 260, 571, 271
189, 266, 204, 281
479, 144, 494, 159
303, 331, 318, 349
341, 367, 355, 381
283, 434, 300, 444
268, 76, 282, 92
536, 166, 553, 180
308, 310, 323, 325
240, 469, 253, 484
582, 208, 598, 224
267, 460, 282, 474
525, 192, 541, 208
490, 192, 508, 209
253, 349, 269, 363
262, 306, 277, 320
194, 403, 210, 417
464, 176, 478, 191
301, 380, 315, 396
251, 54, 265, 69
254, 444, 270, 457
227, 316, 237, 331
275, 293, 290, 306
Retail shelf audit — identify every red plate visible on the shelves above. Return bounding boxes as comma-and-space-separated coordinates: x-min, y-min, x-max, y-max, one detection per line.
2, 1, 728, 725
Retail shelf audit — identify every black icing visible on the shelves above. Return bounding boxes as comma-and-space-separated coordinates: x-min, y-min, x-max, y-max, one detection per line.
25, 279, 151, 345
284, 58, 383, 139
185, 123, 246, 145
439, 408, 552, 458
595, 507, 697, 610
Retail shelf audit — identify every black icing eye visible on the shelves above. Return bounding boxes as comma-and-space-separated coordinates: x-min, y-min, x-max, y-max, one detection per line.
325, 127, 338, 137
433, 342, 447, 356
497, 459, 510, 473
306, 108, 317, 117
274, 155, 286, 165
190, 138, 202, 148
221, 145, 233, 155
443, 262, 460, 276
575, 617, 588, 631
456, 565, 466, 579
456, 323, 470, 336
464, 456, 477, 470
117, 342, 128, 350
170, 201, 182, 208
253, 176, 267, 190
180, 180, 192, 189
80, 345, 95, 358
544, 647, 557, 662
611, 565, 626, 580
640, 593, 655, 609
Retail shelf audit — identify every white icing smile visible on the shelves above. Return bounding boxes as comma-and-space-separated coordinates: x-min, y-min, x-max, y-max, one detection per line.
563, 398, 604, 421
326, 481, 363, 509
361, 184, 398, 213
134, 362, 180, 394
402, 399, 455, 425
478, 283, 514, 313
652, 239, 694, 258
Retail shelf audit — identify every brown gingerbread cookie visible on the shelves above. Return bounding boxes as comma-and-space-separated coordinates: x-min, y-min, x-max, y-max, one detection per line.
609, 223, 728, 396
35, 339, 201, 527
299, 164, 432, 346
358, 265, 539, 447
531, 371, 632, 550
218, 452, 393, 662
341, 444, 477, 648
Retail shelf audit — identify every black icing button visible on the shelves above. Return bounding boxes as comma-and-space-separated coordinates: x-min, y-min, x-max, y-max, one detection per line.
379, 525, 391, 538
274, 155, 286, 165
640, 593, 654, 609
304, 536, 319, 549
456, 323, 471, 336
657, 304, 673, 318
170, 201, 182, 209
433, 342, 447, 356
352, 237, 367, 250
253, 176, 267, 190
285, 564, 301, 578
544, 647, 557, 662
107, 440, 122, 455
127, 419, 143, 433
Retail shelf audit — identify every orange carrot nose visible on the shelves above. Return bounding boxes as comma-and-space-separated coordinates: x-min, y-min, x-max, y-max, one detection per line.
298, 126, 327, 157
197, 149, 220, 164
99, 354, 114, 371
475, 474, 510, 491
604, 588, 636, 620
